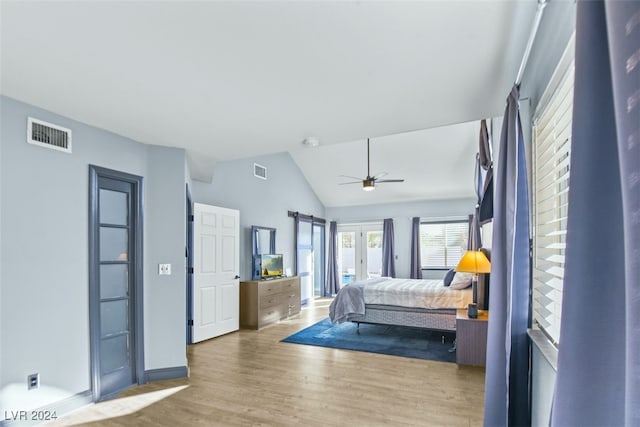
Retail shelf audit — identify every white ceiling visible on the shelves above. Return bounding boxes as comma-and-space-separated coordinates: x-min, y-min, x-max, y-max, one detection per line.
290, 121, 481, 207
0, 1, 538, 207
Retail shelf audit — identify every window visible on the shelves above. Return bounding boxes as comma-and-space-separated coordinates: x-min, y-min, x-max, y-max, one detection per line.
419, 221, 468, 269
532, 50, 574, 345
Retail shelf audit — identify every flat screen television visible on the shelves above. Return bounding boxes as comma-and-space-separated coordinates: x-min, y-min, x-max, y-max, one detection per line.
260, 254, 284, 279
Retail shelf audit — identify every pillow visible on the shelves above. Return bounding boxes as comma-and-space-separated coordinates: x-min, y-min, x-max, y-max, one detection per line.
450, 272, 474, 290
443, 268, 456, 287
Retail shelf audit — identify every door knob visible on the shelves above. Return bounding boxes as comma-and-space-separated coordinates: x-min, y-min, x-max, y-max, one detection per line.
234, 275, 240, 280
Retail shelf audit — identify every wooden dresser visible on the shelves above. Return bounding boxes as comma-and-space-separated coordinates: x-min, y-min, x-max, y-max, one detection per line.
239, 276, 301, 329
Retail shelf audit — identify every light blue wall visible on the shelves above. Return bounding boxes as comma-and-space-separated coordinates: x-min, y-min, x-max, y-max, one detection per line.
327, 197, 476, 279
0, 95, 3, 388
0, 96, 187, 411
144, 146, 187, 369
191, 152, 326, 281
515, 1, 576, 424
519, 1, 577, 117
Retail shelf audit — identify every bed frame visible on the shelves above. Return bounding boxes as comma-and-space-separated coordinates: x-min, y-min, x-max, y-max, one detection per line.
347, 304, 457, 333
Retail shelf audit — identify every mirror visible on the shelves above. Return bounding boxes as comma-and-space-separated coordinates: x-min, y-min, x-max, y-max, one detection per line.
253, 226, 276, 255
251, 225, 276, 279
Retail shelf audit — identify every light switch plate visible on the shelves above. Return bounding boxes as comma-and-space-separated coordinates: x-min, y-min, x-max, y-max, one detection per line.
159, 263, 172, 275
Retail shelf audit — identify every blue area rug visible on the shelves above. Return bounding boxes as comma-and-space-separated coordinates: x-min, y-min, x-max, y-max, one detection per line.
282, 318, 456, 363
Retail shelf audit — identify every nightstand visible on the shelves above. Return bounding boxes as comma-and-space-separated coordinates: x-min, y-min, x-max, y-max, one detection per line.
456, 308, 489, 366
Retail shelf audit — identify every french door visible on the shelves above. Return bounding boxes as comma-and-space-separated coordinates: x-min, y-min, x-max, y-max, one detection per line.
337, 224, 383, 287
89, 166, 144, 401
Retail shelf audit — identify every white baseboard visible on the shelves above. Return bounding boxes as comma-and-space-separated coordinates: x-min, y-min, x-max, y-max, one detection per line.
1, 390, 92, 427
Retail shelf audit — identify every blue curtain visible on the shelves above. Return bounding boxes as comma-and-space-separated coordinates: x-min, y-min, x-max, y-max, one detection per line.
478, 119, 494, 222
325, 221, 340, 296
483, 85, 531, 427
381, 218, 396, 277
410, 217, 422, 279
551, 1, 640, 425
468, 211, 482, 251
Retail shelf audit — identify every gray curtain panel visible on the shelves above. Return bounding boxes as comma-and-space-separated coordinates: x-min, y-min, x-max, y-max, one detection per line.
325, 221, 340, 296
551, 1, 640, 425
478, 119, 492, 169
381, 218, 396, 278
475, 153, 483, 202
410, 217, 422, 279
467, 211, 482, 251
483, 85, 531, 427
479, 119, 494, 222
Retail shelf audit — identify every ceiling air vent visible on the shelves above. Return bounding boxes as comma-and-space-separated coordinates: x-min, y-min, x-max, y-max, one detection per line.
254, 163, 267, 180
27, 117, 72, 153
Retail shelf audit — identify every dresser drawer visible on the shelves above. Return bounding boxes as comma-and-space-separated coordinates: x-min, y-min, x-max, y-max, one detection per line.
282, 294, 301, 315
258, 281, 281, 297
287, 300, 301, 316
260, 293, 281, 309
279, 280, 297, 293
258, 306, 283, 326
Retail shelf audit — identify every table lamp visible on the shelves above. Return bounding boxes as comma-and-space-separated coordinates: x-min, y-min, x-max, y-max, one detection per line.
455, 250, 491, 309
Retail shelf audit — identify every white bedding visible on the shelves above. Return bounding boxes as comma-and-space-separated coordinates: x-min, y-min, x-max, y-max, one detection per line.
363, 277, 473, 309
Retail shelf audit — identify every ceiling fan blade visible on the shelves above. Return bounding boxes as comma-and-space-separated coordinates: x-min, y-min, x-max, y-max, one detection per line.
339, 181, 363, 185
376, 179, 405, 183
339, 174, 365, 181
373, 172, 388, 180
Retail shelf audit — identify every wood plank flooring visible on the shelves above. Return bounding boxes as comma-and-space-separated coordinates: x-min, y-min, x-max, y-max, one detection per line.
48, 299, 485, 426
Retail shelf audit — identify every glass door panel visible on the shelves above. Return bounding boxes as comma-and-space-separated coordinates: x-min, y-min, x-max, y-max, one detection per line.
337, 230, 356, 286
365, 230, 383, 278
313, 224, 325, 298
296, 221, 313, 302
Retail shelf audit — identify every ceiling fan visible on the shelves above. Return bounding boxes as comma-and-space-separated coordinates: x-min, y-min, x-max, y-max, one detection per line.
339, 138, 405, 191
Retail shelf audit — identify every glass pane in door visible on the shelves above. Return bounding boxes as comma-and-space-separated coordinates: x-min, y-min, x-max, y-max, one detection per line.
337, 231, 356, 286
100, 227, 128, 261
100, 264, 128, 299
313, 224, 324, 297
99, 189, 128, 225
366, 230, 383, 278
101, 334, 130, 374
297, 221, 313, 302
100, 300, 129, 336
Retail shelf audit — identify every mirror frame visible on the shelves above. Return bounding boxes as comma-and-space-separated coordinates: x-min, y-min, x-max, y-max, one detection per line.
251, 225, 276, 279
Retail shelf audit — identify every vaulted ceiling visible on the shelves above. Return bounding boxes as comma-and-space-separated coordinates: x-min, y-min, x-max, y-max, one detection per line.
1, 1, 538, 207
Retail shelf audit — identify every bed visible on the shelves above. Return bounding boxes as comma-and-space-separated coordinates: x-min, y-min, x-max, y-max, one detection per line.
328, 277, 473, 332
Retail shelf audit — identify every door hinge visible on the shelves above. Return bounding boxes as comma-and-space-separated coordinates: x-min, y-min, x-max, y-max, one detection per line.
187, 267, 194, 274
188, 319, 194, 326
189, 215, 194, 222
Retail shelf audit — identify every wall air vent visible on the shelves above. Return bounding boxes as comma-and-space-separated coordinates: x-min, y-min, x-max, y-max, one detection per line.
254, 163, 267, 180
27, 117, 72, 153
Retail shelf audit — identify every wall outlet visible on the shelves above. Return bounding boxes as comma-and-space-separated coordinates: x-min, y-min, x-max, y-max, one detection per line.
27, 373, 39, 390
158, 263, 171, 275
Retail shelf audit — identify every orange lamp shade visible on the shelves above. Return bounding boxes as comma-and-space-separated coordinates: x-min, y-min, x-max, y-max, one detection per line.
455, 250, 491, 274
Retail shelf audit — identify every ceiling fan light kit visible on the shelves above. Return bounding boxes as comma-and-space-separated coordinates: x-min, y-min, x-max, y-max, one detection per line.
339, 138, 405, 191
363, 179, 375, 191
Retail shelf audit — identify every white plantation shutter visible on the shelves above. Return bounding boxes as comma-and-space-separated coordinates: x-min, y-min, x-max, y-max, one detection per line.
419, 221, 468, 269
532, 58, 574, 344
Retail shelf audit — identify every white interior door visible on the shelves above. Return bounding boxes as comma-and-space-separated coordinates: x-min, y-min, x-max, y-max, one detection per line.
192, 203, 239, 343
